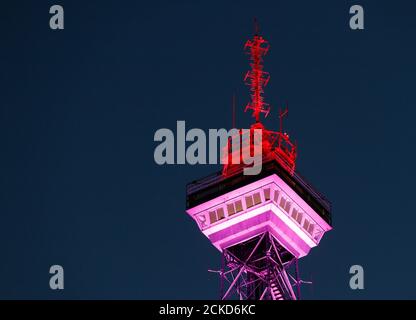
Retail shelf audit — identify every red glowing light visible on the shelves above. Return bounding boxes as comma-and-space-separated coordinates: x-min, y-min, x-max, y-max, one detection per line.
244, 34, 270, 122
222, 24, 297, 177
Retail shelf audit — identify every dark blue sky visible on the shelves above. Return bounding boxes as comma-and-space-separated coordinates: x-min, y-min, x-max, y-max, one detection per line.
1, 0, 416, 299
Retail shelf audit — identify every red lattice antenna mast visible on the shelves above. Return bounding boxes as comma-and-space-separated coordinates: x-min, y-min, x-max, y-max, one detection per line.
244, 19, 271, 123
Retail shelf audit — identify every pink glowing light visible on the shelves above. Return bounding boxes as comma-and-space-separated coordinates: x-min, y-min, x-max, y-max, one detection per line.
186, 173, 332, 258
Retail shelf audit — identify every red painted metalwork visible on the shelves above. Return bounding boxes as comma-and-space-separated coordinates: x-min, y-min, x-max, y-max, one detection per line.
222, 27, 297, 177
244, 33, 270, 122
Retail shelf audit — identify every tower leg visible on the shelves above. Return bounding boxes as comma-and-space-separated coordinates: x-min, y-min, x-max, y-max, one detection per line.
218, 232, 300, 300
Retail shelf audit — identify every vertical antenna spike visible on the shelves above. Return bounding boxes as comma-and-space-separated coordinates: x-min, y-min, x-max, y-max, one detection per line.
279, 103, 289, 133
254, 17, 260, 35
232, 93, 236, 128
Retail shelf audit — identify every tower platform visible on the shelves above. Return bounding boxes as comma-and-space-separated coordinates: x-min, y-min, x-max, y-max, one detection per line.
186, 160, 332, 258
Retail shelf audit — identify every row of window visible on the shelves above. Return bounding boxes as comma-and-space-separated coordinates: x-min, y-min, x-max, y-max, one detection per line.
205, 185, 318, 239
277, 190, 315, 236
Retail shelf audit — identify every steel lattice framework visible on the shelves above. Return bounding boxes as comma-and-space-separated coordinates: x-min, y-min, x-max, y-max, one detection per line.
211, 232, 309, 300
244, 33, 271, 122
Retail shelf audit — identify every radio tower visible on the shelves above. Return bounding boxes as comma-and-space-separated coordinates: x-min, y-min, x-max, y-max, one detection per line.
186, 22, 332, 300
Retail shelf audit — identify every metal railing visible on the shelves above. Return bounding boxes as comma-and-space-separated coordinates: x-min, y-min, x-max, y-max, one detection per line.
186, 164, 332, 215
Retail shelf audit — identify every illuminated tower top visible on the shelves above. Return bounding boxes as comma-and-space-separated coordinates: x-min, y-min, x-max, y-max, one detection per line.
185, 22, 332, 300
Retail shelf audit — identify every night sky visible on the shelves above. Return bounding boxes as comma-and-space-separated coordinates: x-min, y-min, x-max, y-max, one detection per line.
1, 0, 416, 299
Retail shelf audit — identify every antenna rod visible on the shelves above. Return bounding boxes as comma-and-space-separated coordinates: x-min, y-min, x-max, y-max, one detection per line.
232, 94, 236, 128
254, 17, 260, 35
279, 106, 288, 133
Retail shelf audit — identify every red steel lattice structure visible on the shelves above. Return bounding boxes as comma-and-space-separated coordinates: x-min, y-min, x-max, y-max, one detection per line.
222, 29, 297, 178
244, 32, 271, 122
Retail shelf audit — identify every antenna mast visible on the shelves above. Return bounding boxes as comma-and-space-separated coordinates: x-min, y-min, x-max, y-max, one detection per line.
244, 20, 271, 122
